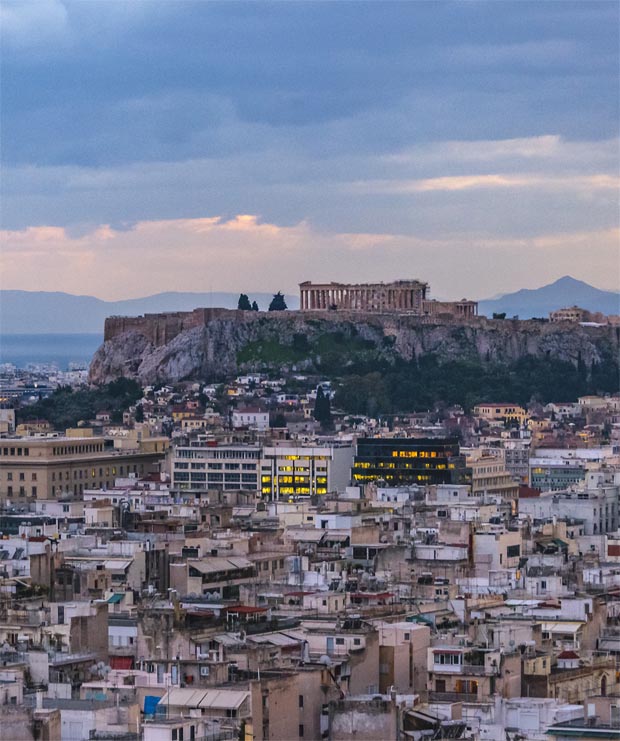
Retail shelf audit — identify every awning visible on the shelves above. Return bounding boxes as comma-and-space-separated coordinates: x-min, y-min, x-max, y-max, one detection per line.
110, 656, 133, 670
107, 594, 124, 604
540, 621, 584, 635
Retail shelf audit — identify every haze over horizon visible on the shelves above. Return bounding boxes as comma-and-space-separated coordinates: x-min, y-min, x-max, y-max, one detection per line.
1, 1, 619, 300
2, 274, 617, 305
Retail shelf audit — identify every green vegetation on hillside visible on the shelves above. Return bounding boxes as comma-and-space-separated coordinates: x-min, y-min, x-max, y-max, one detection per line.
17, 379, 142, 430
334, 354, 620, 415
236, 330, 378, 369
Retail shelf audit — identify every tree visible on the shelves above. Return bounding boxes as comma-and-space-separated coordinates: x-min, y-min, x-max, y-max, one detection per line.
237, 293, 252, 311
135, 405, 144, 423
270, 413, 287, 428
492, 312, 506, 320
251, 300, 259, 311
313, 386, 332, 428
268, 291, 288, 311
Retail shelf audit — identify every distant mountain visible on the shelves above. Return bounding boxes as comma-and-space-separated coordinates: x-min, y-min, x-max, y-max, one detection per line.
1, 277, 617, 333
0, 290, 299, 334
478, 276, 619, 319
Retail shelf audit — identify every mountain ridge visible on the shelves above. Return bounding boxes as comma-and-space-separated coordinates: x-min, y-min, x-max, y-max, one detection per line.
1, 277, 618, 333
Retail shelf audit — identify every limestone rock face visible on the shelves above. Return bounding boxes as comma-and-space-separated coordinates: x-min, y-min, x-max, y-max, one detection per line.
88, 310, 620, 385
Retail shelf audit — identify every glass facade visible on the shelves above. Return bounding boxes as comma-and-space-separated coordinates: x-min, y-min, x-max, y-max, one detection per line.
352, 437, 469, 485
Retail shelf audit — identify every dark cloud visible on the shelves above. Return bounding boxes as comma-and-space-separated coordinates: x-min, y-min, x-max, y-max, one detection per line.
0, 0, 618, 291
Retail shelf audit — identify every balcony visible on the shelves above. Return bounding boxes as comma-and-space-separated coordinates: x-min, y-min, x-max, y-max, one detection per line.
431, 662, 495, 676
428, 691, 479, 703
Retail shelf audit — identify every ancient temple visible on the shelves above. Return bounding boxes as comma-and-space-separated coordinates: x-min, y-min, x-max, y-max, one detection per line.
299, 280, 477, 317
299, 280, 428, 312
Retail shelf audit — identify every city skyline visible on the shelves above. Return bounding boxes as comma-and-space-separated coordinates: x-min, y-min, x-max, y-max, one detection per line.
1, 1, 619, 300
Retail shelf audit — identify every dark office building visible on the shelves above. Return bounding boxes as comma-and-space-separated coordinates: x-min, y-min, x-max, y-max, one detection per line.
352, 437, 469, 486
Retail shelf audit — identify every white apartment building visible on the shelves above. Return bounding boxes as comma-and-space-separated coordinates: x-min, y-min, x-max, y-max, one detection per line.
172, 442, 262, 493
231, 408, 270, 431
170, 441, 353, 499
260, 443, 354, 500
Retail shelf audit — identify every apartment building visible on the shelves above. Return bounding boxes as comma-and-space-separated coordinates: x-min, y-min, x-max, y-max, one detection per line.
473, 404, 528, 424
0, 431, 168, 502
260, 443, 353, 500
171, 440, 353, 500
171, 441, 262, 494
467, 450, 519, 501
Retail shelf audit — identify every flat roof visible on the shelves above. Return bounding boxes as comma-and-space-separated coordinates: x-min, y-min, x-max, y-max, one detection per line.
160, 688, 249, 710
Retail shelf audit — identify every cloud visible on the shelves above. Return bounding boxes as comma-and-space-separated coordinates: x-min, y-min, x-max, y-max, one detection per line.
0, 0, 69, 48
0, 4, 617, 301
1, 216, 618, 302
351, 173, 619, 194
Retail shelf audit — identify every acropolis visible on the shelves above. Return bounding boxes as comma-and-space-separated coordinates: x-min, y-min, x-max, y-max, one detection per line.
299, 279, 478, 317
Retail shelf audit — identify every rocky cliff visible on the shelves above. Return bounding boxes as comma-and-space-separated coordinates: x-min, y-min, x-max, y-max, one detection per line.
88, 309, 620, 386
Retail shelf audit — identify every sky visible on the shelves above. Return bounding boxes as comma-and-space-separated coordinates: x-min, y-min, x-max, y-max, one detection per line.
1, 0, 619, 301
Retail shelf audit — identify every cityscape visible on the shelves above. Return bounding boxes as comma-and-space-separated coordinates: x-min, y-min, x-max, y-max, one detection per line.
1, 3, 619, 741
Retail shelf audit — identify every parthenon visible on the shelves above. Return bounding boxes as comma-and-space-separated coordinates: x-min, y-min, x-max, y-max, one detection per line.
299, 280, 478, 317
300, 280, 428, 312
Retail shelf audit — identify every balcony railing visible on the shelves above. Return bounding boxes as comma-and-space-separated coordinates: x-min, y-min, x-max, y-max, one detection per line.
431, 663, 494, 676
428, 691, 479, 703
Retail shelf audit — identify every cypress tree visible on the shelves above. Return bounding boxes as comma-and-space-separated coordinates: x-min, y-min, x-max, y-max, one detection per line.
237, 293, 252, 311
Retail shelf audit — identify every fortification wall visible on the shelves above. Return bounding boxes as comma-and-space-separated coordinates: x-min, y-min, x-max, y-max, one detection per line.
104, 308, 245, 345
103, 306, 564, 347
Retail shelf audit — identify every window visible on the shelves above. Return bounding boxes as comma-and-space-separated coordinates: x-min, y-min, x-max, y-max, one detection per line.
172, 731, 177, 741
404, 633, 410, 641
19, 473, 24, 481
335, 638, 344, 645
299, 695, 304, 708
298, 725, 304, 738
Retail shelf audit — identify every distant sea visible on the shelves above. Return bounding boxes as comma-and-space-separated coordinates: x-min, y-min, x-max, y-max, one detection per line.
0, 334, 103, 370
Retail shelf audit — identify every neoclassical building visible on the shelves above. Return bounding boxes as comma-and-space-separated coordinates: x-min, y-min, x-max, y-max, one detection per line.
299, 280, 477, 317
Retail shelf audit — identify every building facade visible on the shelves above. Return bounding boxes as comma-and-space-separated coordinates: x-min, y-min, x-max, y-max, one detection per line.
0, 434, 168, 502
260, 444, 354, 500
352, 437, 468, 486
171, 441, 354, 500
171, 442, 262, 494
